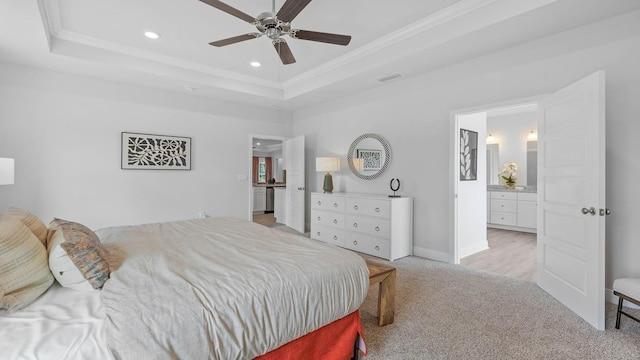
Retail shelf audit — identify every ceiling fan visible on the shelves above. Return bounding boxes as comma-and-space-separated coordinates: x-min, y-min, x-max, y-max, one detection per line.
199, 0, 351, 65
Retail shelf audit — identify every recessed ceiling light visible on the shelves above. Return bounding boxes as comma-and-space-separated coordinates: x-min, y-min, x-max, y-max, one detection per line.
184, 86, 196, 92
144, 31, 160, 39
250, 61, 261, 68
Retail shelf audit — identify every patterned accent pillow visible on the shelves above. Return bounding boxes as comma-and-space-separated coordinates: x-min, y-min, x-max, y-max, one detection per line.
7, 207, 48, 247
0, 215, 54, 312
47, 219, 110, 291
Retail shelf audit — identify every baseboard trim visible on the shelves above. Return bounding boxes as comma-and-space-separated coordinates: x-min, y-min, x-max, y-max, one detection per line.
413, 246, 451, 263
458, 241, 489, 259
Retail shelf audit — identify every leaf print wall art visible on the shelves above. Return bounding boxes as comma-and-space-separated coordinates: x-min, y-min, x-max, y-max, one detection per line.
459, 129, 478, 181
121, 132, 191, 170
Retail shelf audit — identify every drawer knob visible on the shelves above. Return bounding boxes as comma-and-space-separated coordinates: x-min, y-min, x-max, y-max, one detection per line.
353, 223, 358, 228
333, 235, 337, 240
375, 207, 380, 212
375, 245, 380, 251
353, 240, 358, 245
317, 216, 321, 221
333, 219, 338, 224
354, 205, 359, 210
375, 226, 380, 232
316, 231, 321, 236
333, 203, 338, 207
318, 201, 321, 206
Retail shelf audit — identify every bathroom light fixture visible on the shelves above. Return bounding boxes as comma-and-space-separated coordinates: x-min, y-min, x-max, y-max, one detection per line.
316, 157, 340, 193
486, 133, 496, 144
527, 130, 538, 141
144, 31, 160, 39
0, 158, 15, 185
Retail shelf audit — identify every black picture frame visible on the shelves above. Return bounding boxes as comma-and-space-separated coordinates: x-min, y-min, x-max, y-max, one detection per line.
459, 129, 478, 181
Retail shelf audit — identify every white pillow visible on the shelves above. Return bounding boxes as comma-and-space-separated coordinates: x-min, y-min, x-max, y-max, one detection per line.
0, 215, 54, 312
47, 219, 110, 291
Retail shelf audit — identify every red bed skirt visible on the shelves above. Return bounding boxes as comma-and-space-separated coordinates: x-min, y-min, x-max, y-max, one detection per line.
255, 310, 366, 360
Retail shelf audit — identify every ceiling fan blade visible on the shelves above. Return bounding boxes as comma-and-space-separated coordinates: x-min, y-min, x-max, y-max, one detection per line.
276, 0, 312, 23
199, 0, 256, 24
292, 30, 351, 46
209, 33, 260, 47
273, 40, 296, 65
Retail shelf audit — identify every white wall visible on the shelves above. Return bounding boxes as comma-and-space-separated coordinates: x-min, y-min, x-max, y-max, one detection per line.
487, 111, 537, 186
0, 63, 292, 229
456, 113, 488, 259
293, 11, 640, 286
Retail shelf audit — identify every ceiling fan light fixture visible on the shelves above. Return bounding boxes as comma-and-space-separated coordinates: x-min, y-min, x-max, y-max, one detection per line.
144, 31, 160, 40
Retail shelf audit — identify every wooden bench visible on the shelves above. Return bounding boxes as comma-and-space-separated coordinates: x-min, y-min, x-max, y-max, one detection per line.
365, 258, 396, 326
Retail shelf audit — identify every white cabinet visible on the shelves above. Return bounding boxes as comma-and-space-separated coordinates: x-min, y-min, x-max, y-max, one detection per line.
253, 186, 266, 213
310, 192, 413, 261
487, 190, 536, 233
516, 192, 537, 229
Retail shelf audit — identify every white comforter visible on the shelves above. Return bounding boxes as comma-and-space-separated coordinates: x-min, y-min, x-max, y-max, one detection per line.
97, 217, 369, 360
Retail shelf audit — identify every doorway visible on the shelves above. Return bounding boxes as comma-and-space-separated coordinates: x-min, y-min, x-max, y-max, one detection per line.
450, 98, 540, 270
457, 104, 539, 282
250, 136, 286, 227
451, 72, 607, 330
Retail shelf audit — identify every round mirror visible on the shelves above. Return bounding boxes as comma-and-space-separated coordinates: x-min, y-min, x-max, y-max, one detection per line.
347, 133, 392, 180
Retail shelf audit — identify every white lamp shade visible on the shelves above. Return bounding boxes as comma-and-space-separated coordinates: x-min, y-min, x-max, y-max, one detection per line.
352, 158, 364, 172
316, 157, 340, 172
0, 158, 15, 185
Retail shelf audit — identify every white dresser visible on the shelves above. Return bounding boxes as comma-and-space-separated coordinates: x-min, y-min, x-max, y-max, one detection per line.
310, 192, 413, 261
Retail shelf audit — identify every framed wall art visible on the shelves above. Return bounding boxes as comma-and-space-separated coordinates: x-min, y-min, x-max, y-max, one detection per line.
459, 129, 478, 181
121, 132, 191, 170
356, 149, 382, 171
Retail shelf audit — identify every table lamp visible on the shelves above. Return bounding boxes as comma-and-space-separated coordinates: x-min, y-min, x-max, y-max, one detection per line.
315, 157, 340, 193
0, 158, 14, 185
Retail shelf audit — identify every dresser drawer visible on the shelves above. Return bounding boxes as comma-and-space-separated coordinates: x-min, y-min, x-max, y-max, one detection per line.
517, 192, 537, 202
310, 225, 345, 247
491, 212, 517, 226
311, 210, 344, 228
346, 215, 391, 238
491, 199, 516, 213
343, 233, 390, 259
311, 194, 345, 212
490, 191, 517, 200
346, 198, 390, 218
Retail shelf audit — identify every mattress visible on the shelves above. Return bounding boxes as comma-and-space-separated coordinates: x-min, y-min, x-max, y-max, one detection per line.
0, 217, 368, 359
97, 217, 369, 359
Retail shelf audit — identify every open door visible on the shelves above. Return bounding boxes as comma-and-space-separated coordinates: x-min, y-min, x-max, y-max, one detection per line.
537, 71, 606, 330
285, 135, 305, 233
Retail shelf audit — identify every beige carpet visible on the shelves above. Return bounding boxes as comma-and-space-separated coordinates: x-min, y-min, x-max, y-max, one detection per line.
358, 256, 640, 359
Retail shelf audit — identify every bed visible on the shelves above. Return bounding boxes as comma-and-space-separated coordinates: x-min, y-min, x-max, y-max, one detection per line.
0, 215, 369, 359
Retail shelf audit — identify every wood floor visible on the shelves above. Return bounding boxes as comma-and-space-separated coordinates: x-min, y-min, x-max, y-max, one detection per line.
253, 213, 308, 236
460, 228, 537, 282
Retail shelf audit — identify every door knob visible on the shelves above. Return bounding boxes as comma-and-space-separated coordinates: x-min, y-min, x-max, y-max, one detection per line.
581, 207, 596, 216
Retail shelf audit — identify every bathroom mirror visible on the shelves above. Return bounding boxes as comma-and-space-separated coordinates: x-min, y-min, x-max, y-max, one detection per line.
527, 140, 537, 186
486, 143, 500, 185
347, 133, 392, 180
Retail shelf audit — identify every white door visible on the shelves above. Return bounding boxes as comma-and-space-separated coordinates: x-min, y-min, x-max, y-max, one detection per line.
285, 135, 305, 233
537, 71, 606, 330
